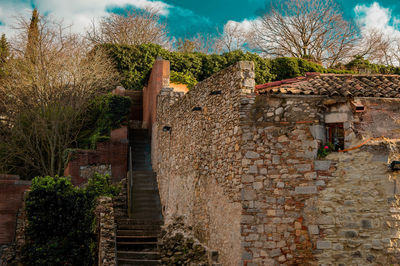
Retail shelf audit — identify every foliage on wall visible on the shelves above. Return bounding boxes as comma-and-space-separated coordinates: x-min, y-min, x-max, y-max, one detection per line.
77, 93, 131, 149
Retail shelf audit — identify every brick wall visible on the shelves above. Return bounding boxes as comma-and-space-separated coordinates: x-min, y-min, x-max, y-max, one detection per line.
0, 174, 30, 245
64, 126, 128, 186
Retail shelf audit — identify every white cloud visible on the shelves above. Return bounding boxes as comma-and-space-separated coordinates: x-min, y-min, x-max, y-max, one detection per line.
355, 2, 400, 38
0, 0, 171, 38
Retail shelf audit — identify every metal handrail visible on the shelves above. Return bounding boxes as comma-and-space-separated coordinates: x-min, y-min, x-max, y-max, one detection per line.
127, 146, 133, 218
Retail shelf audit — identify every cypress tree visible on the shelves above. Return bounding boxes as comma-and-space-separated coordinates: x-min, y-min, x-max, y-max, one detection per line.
0, 34, 9, 77
0, 34, 9, 63
26, 8, 39, 62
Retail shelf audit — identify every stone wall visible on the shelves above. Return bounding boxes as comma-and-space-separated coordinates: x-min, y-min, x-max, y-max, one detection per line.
64, 126, 128, 186
95, 196, 116, 266
153, 60, 400, 265
153, 61, 255, 265
308, 144, 400, 265
241, 95, 400, 264
240, 95, 328, 264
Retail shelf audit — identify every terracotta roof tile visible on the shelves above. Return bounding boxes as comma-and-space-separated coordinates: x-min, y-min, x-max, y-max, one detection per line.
255, 73, 400, 98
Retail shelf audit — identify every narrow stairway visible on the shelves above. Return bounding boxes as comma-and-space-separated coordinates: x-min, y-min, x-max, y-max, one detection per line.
116, 128, 163, 266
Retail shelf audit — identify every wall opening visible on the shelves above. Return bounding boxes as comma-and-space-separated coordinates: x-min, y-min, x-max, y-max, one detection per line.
326, 123, 344, 151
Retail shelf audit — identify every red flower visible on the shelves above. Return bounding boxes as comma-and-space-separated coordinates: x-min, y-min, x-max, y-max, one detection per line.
324, 145, 329, 149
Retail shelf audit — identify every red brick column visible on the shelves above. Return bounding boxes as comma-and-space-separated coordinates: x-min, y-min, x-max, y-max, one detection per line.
142, 59, 170, 131
0, 174, 30, 245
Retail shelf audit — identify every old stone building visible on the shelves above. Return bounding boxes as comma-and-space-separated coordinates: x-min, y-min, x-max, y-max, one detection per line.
151, 61, 400, 265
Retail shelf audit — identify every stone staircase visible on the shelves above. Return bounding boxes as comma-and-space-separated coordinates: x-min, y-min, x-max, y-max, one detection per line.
115, 128, 163, 266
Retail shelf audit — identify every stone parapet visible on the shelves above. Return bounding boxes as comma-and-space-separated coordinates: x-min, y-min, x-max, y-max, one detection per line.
95, 196, 116, 266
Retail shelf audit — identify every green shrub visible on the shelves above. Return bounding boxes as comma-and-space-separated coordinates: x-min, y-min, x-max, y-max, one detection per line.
344, 56, 400, 74
270, 57, 326, 81
22, 174, 119, 265
170, 70, 197, 89
77, 93, 131, 149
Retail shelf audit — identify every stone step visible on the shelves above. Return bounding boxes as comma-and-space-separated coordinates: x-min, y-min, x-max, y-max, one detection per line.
117, 219, 163, 225
117, 235, 158, 242
117, 241, 158, 251
131, 171, 154, 175
117, 258, 161, 266
117, 229, 161, 236
117, 224, 162, 230
117, 251, 160, 260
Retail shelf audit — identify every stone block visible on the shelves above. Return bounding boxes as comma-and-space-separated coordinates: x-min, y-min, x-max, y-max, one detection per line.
242, 251, 253, 260
316, 240, 332, 249
249, 165, 258, 174
372, 240, 383, 250
278, 135, 289, 142
242, 175, 254, 183
361, 219, 372, 229
275, 107, 284, 115
325, 112, 348, 123
314, 160, 331, 171
304, 172, 317, 180
308, 225, 319, 235
260, 168, 268, 175
295, 186, 317, 194
245, 151, 260, 159
317, 215, 335, 225
277, 182, 285, 188
295, 164, 311, 172
253, 182, 263, 190
272, 155, 280, 164
309, 125, 326, 141
269, 248, 281, 257
241, 189, 257, 200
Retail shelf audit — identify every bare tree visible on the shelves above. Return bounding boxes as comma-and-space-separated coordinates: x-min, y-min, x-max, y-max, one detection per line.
392, 39, 400, 66
250, 0, 358, 66
355, 29, 399, 66
175, 33, 217, 54
87, 8, 170, 47
214, 21, 248, 53
0, 10, 119, 178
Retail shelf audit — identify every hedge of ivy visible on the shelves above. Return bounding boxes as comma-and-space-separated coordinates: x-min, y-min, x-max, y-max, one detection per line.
100, 44, 362, 91
101, 43, 400, 91
77, 93, 131, 149
22, 174, 120, 265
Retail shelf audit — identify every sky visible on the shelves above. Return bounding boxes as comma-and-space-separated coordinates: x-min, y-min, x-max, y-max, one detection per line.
0, 0, 399, 41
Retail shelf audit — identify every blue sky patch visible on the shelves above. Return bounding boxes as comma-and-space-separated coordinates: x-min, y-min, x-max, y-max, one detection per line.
0, 0, 399, 39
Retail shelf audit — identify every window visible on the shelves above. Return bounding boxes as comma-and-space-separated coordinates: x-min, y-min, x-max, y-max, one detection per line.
326, 123, 344, 151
